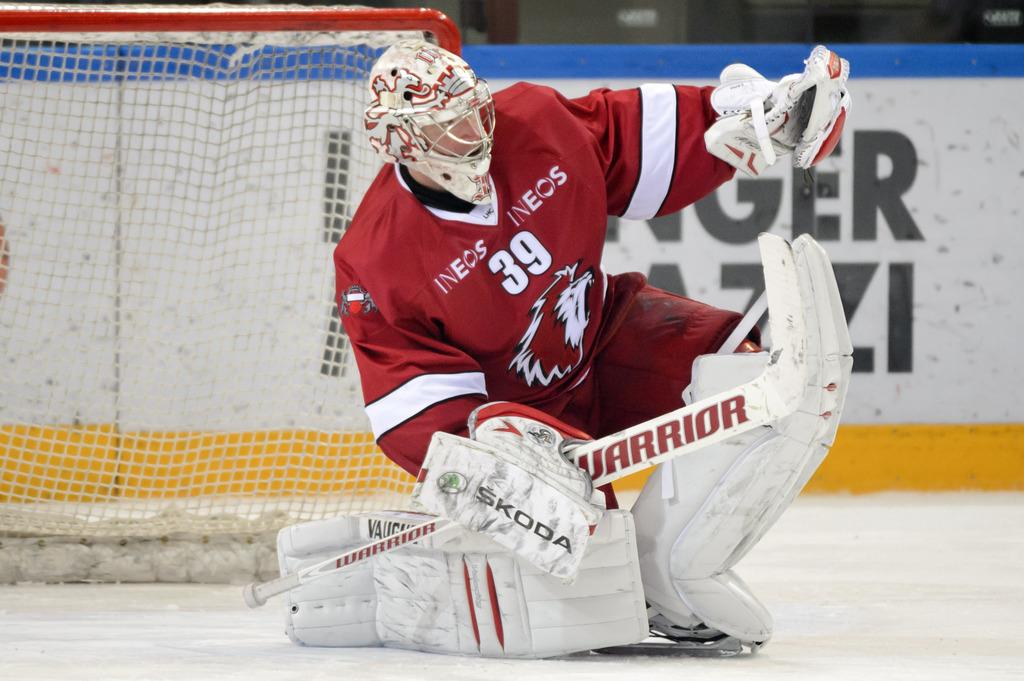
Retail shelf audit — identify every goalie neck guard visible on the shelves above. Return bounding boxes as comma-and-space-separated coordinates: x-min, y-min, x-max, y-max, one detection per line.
364, 39, 495, 205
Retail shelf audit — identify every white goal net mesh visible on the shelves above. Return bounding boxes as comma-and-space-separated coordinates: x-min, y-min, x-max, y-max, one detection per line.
0, 5, 445, 543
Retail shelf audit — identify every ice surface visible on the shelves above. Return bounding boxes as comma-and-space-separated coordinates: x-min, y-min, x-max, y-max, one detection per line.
2, 493, 1022, 681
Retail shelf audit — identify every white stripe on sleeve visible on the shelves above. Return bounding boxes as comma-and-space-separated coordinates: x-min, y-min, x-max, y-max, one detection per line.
621, 83, 678, 221
365, 371, 487, 439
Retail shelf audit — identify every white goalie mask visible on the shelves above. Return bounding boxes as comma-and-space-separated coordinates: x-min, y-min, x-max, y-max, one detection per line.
364, 39, 495, 204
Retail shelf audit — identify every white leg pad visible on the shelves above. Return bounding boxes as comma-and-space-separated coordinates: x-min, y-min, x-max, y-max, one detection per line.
634, 353, 780, 644
633, 234, 853, 646
278, 510, 647, 658
675, 570, 773, 644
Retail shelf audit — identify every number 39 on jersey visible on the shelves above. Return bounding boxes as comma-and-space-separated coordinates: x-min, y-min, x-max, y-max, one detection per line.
488, 231, 552, 295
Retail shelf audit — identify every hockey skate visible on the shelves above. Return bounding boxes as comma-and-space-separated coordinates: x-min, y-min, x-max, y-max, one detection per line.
594, 609, 762, 657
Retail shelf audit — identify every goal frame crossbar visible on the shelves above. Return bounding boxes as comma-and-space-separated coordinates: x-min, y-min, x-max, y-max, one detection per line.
0, 4, 461, 53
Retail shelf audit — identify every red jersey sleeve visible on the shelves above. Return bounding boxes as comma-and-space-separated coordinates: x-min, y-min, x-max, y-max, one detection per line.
336, 257, 487, 475
562, 84, 735, 219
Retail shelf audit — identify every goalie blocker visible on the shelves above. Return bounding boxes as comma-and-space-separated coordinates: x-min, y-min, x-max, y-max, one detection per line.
414, 402, 606, 581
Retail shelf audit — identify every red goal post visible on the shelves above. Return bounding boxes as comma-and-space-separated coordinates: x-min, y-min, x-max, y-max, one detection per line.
0, 4, 460, 563
0, 5, 461, 53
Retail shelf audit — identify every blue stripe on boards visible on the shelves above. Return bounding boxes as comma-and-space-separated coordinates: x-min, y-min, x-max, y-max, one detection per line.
462, 44, 1024, 80
1, 43, 1020, 82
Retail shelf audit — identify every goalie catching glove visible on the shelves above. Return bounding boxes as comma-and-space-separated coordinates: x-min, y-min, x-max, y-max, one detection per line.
413, 402, 604, 582
705, 45, 851, 176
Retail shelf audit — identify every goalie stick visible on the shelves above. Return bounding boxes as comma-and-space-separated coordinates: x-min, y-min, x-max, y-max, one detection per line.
243, 233, 808, 607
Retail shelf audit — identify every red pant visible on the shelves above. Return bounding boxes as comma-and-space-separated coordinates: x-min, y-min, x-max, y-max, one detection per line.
558, 275, 750, 439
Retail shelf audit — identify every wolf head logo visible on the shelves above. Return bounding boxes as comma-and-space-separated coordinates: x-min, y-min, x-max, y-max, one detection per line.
508, 262, 594, 387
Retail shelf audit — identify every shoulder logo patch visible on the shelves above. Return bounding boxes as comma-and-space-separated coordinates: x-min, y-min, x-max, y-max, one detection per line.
341, 285, 376, 316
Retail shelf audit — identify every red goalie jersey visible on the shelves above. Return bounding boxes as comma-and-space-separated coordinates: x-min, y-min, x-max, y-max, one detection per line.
336, 82, 735, 475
